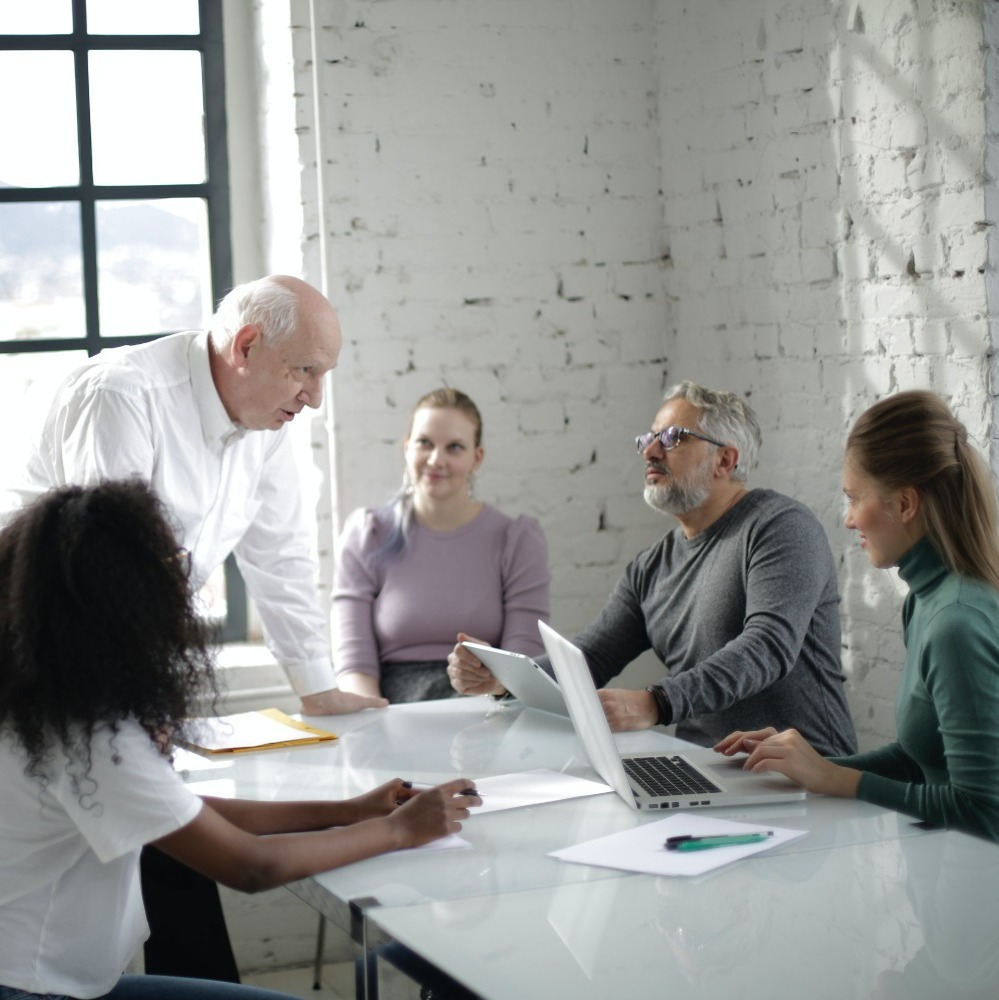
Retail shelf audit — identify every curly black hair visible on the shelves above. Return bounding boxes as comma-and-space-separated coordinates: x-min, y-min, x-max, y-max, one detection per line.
0, 478, 219, 781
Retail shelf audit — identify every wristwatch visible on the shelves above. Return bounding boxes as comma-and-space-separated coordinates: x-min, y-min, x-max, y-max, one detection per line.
645, 684, 673, 726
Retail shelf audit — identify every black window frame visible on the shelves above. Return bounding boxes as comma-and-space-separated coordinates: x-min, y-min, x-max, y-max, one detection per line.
0, 0, 247, 640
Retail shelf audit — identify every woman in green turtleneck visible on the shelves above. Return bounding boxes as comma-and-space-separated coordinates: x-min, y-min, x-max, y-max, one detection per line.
714, 390, 999, 842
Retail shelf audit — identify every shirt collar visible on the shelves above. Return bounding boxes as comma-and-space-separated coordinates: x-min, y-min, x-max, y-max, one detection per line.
189, 332, 245, 448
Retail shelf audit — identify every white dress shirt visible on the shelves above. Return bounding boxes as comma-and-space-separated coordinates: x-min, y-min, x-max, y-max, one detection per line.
3, 331, 335, 695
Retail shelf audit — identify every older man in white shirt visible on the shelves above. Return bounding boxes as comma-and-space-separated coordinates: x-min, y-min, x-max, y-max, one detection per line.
7, 274, 381, 715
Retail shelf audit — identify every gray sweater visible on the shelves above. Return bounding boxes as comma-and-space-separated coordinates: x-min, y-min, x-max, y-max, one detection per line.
571, 489, 857, 756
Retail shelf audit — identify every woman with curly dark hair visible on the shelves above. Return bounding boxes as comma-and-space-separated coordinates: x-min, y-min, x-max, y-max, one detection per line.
0, 479, 479, 1000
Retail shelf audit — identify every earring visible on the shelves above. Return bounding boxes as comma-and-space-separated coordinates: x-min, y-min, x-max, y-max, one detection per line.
402, 470, 415, 497
467, 473, 476, 499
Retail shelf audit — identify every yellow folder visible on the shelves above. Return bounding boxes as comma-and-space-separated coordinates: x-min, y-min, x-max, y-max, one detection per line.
178, 707, 338, 755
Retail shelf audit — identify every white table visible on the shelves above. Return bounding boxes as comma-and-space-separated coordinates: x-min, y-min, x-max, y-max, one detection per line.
367, 827, 999, 1000
180, 698, 991, 999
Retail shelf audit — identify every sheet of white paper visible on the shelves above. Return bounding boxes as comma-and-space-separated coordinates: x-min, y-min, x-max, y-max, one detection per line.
465, 768, 613, 815
550, 814, 807, 876
399, 834, 471, 854
183, 712, 328, 752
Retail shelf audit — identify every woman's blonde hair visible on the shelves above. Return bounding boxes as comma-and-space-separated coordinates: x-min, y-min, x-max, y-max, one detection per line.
406, 387, 483, 446
846, 390, 999, 589
379, 388, 484, 558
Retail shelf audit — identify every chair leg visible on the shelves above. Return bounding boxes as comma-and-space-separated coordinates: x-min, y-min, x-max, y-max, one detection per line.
312, 914, 327, 990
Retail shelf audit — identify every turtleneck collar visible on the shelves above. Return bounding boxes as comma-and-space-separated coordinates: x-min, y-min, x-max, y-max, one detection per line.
896, 535, 948, 595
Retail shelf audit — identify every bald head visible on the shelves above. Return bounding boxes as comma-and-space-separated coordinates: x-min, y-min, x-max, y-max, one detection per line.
208, 275, 342, 431
210, 275, 335, 348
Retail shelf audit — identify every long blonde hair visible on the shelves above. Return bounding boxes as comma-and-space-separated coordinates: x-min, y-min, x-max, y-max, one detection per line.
846, 390, 999, 589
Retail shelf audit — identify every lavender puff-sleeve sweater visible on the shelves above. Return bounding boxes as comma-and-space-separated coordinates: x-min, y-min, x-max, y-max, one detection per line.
332, 503, 551, 681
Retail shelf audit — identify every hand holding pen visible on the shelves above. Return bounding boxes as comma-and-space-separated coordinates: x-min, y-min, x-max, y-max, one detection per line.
400, 780, 483, 801
387, 778, 483, 847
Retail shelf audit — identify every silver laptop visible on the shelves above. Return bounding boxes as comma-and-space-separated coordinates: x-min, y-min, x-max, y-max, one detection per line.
538, 620, 806, 812
460, 641, 569, 718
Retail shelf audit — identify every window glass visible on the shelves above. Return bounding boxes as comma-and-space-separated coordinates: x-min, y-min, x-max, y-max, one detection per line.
0, 52, 79, 187
89, 50, 206, 186
0, 202, 84, 341
0, 349, 87, 492
95, 197, 212, 337
0, 0, 242, 638
86, 0, 199, 35
0, 3, 72, 34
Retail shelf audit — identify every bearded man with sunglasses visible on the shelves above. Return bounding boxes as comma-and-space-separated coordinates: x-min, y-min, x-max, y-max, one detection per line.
450, 381, 857, 757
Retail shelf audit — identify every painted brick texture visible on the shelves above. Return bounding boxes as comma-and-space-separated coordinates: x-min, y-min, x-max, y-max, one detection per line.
293, 0, 671, 644
285, 0, 995, 754
223, 0, 997, 975
653, 0, 994, 752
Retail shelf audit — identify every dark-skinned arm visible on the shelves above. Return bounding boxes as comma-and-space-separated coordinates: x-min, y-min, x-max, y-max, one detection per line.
152, 778, 479, 893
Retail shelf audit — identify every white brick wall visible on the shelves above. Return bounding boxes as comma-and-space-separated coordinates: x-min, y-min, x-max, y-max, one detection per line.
289, 0, 671, 646
653, 0, 994, 752
279, 0, 997, 750
282, 0, 997, 756
223, 0, 998, 972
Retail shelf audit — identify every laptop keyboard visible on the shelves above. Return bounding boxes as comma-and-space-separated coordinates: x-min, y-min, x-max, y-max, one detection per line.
623, 754, 722, 798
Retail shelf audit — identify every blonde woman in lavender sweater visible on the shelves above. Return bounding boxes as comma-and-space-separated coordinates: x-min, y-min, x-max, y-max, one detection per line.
332, 389, 551, 703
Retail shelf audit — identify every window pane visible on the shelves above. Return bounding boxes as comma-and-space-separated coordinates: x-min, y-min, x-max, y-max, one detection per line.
86, 0, 199, 35
0, 350, 87, 495
0, 2, 72, 33
0, 53, 79, 188
95, 198, 212, 337
89, 51, 206, 186
0, 202, 84, 340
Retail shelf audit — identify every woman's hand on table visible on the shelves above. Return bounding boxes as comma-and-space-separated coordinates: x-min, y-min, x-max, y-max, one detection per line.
713, 728, 779, 757
714, 727, 860, 798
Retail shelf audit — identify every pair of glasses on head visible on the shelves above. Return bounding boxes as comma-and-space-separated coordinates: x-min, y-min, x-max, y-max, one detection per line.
635, 426, 727, 454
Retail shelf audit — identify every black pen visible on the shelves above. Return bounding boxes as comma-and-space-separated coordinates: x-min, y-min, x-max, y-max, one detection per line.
401, 781, 484, 797
665, 831, 773, 852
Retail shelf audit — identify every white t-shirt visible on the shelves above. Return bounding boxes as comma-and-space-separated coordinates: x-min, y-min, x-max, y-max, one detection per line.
0, 722, 202, 998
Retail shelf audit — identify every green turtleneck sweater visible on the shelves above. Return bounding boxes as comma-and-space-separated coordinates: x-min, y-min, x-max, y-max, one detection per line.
834, 537, 999, 841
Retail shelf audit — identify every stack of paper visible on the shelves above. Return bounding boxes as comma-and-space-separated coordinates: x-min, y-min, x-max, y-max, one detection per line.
550, 814, 807, 877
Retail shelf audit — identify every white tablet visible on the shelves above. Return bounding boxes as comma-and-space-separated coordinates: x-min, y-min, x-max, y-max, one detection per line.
460, 642, 569, 718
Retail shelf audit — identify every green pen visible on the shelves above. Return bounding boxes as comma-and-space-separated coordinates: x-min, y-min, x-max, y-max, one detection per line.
664, 831, 774, 852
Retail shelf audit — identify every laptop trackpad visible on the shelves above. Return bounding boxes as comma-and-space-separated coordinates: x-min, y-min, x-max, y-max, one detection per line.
687, 749, 802, 790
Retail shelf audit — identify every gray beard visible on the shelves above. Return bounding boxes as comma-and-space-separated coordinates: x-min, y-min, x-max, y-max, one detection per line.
643, 475, 711, 517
